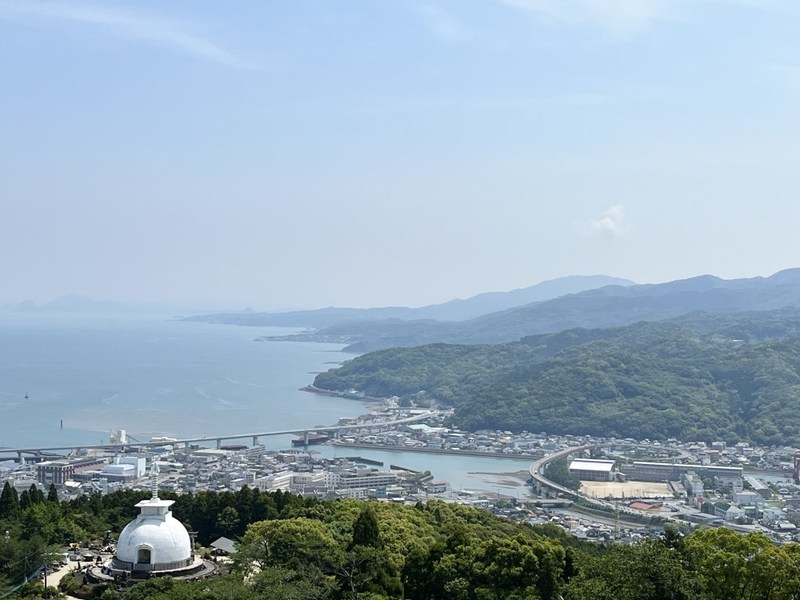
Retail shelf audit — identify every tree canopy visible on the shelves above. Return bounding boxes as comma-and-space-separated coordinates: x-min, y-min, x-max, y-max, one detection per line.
2, 486, 800, 599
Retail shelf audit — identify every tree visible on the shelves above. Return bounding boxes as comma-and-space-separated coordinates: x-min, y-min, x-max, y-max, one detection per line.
350, 506, 380, 549
0, 482, 19, 518
28, 484, 45, 505
216, 506, 240, 538
235, 518, 340, 573
564, 539, 695, 600
684, 528, 777, 600
251, 566, 334, 600
544, 458, 581, 491
19, 490, 31, 511
47, 484, 59, 504
0, 534, 60, 591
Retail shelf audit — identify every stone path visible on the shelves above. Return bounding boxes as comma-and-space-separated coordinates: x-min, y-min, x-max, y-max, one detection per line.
44, 562, 81, 600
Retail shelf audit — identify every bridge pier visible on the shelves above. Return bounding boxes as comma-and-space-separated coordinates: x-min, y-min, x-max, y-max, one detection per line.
216, 438, 222, 449
252, 436, 259, 447
304, 431, 309, 445
184, 442, 189, 452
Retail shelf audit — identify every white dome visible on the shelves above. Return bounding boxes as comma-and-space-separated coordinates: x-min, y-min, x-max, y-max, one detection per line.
116, 498, 192, 568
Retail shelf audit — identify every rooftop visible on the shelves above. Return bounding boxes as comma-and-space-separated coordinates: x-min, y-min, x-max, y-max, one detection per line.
569, 459, 615, 472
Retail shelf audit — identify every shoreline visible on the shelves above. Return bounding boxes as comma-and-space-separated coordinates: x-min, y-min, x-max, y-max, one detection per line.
328, 441, 541, 461
301, 384, 387, 406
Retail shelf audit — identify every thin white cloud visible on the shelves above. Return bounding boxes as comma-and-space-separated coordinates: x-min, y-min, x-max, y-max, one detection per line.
334, 91, 615, 116
496, 0, 675, 35
0, 0, 258, 70
585, 205, 630, 238
495, 0, 794, 35
415, 5, 470, 43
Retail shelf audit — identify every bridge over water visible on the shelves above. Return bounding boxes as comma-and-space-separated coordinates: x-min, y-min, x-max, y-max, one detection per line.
0, 411, 439, 458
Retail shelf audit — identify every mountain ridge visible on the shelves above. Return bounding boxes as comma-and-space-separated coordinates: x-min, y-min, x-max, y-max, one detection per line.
320, 268, 800, 351
184, 274, 634, 329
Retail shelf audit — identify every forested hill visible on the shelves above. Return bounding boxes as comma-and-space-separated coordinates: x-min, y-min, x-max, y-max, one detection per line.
4, 485, 800, 599
314, 318, 800, 446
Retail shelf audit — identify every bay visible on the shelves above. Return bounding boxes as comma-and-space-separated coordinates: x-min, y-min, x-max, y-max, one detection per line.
0, 312, 536, 494
0, 312, 363, 449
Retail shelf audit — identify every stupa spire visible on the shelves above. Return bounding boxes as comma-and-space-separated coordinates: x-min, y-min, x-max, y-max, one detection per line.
150, 460, 160, 500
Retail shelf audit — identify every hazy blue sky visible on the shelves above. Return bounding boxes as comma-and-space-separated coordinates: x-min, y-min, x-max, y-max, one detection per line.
2, 0, 800, 310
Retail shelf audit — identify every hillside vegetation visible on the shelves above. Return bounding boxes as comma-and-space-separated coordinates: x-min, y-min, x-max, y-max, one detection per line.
314, 320, 800, 445
4, 485, 800, 599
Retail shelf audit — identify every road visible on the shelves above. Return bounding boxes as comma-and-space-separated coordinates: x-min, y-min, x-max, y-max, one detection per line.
45, 562, 81, 600
0, 411, 439, 455
528, 444, 594, 498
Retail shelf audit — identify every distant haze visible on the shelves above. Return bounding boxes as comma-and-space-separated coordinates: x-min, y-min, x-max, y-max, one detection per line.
2, 1, 799, 310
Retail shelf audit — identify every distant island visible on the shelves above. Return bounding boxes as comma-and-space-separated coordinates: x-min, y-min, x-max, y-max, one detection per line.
0, 295, 185, 314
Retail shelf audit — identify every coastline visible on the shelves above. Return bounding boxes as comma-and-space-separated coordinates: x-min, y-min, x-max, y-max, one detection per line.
328, 441, 542, 461
301, 384, 386, 407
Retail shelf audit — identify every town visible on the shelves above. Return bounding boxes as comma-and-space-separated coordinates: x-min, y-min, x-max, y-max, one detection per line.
3, 397, 800, 548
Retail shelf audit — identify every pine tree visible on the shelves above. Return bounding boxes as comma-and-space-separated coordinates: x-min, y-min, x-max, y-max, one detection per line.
0, 481, 20, 517
47, 483, 59, 503
29, 483, 45, 504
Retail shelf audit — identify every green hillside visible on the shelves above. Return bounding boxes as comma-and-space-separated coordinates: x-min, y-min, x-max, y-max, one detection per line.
314, 321, 800, 445
5, 486, 800, 600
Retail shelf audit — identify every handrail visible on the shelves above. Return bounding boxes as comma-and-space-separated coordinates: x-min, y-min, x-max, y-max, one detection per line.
0, 565, 44, 599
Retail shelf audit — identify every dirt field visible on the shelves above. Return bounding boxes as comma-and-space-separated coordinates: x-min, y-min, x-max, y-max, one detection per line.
580, 480, 673, 499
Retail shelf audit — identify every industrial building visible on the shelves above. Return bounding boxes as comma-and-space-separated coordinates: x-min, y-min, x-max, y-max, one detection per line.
36, 457, 106, 486
568, 459, 615, 481
622, 461, 743, 482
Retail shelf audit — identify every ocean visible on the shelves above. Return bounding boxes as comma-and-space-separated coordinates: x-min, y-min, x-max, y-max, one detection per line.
0, 312, 534, 493
0, 312, 363, 449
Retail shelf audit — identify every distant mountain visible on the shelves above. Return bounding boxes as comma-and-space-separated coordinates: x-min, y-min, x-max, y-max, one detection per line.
408, 275, 635, 321
313, 268, 800, 351
454, 268, 800, 336
184, 275, 634, 328
1, 295, 186, 314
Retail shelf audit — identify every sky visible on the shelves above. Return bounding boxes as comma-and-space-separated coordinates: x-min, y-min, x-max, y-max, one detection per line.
2, 0, 800, 311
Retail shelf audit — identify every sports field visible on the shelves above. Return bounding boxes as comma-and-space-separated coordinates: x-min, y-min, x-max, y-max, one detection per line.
580, 481, 673, 499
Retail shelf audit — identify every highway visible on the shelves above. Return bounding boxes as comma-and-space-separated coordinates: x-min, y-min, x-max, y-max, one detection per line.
0, 411, 439, 456
528, 444, 594, 499
528, 440, 690, 499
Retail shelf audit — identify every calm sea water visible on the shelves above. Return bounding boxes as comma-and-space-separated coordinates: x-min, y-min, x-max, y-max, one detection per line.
0, 313, 364, 449
315, 446, 534, 495
0, 313, 535, 493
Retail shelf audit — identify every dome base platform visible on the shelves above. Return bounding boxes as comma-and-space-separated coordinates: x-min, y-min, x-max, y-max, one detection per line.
86, 557, 217, 584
